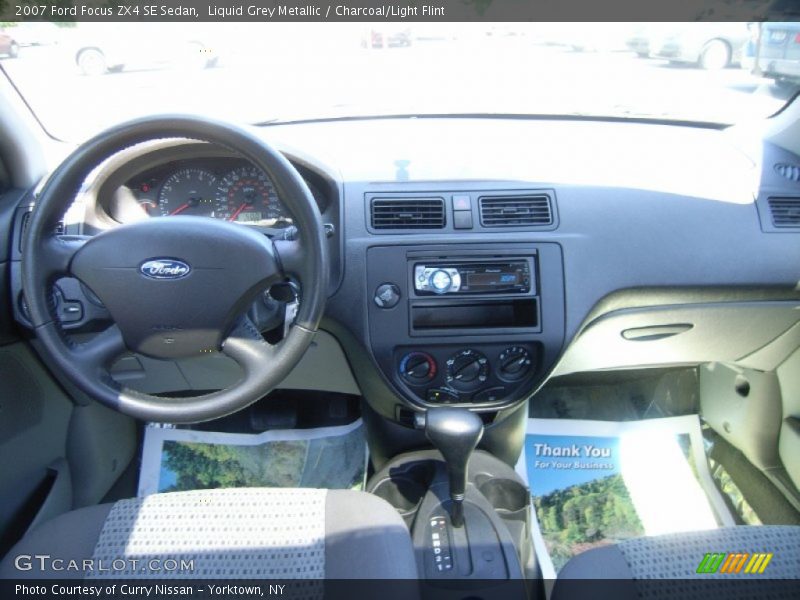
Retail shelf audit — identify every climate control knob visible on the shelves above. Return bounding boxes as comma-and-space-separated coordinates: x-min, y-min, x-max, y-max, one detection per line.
399, 352, 437, 384
446, 349, 489, 390
497, 346, 532, 381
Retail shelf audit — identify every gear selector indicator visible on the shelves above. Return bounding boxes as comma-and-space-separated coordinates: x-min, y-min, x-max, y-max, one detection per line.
430, 516, 453, 572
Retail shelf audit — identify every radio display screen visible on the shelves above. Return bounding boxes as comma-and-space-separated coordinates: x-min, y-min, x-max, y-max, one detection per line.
466, 272, 519, 287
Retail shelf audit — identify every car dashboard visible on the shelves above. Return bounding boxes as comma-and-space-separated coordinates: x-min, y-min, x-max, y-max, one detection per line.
83, 142, 334, 227
112, 157, 313, 225
7, 117, 800, 447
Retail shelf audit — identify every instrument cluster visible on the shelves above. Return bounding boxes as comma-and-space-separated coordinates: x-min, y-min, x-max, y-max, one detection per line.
110, 157, 326, 229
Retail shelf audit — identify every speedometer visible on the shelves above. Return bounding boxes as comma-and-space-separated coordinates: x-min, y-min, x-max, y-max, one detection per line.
157, 168, 220, 217
216, 167, 290, 226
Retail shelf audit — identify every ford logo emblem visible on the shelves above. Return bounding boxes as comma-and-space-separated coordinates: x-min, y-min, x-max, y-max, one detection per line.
139, 259, 191, 280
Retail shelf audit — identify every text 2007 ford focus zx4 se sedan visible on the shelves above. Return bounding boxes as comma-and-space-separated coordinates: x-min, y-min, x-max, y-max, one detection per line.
0, 20, 798, 600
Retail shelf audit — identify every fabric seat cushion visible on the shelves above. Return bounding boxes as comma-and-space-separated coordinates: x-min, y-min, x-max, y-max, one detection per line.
553, 525, 800, 600
0, 488, 416, 580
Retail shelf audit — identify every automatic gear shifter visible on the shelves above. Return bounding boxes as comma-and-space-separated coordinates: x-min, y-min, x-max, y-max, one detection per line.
424, 407, 484, 527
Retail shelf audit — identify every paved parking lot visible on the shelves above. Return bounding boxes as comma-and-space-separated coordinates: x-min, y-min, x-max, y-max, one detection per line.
2, 27, 797, 140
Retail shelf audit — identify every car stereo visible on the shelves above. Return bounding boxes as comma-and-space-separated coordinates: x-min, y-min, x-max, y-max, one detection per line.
414, 260, 531, 295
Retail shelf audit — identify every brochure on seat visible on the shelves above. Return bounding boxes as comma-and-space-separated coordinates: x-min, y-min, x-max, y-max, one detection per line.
138, 419, 367, 497
515, 416, 735, 580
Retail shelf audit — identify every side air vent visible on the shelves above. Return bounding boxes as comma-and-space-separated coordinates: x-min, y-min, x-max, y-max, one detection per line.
775, 163, 800, 183
767, 197, 800, 228
479, 194, 553, 227
371, 198, 445, 230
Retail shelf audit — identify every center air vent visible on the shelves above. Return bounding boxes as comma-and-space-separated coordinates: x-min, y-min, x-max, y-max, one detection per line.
767, 197, 800, 228
775, 164, 800, 183
479, 195, 553, 227
371, 198, 445, 230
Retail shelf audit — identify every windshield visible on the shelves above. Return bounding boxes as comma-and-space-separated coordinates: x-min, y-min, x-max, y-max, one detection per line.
2, 22, 799, 140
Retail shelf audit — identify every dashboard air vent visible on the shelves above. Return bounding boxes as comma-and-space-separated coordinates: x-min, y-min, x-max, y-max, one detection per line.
775, 163, 800, 183
767, 197, 800, 228
371, 198, 445, 230
479, 195, 553, 227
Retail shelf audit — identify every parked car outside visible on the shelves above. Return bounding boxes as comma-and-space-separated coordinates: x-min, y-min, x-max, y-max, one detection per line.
5, 22, 65, 47
0, 29, 19, 59
650, 23, 750, 69
742, 22, 800, 84
361, 26, 413, 49
625, 24, 679, 58
626, 29, 651, 57
66, 23, 219, 76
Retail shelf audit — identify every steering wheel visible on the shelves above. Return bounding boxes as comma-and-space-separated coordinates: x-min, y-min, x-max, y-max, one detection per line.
21, 116, 328, 423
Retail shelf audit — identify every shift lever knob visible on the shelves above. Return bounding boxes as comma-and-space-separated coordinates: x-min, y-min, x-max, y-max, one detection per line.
425, 407, 484, 527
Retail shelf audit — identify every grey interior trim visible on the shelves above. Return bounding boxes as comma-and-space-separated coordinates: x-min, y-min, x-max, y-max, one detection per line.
0, 71, 51, 189
776, 347, 800, 493
325, 490, 418, 580
0, 504, 114, 579
700, 363, 783, 471
553, 301, 800, 376
0, 342, 73, 502
738, 319, 800, 372
66, 403, 137, 509
729, 92, 800, 157
110, 330, 359, 396
26, 459, 72, 535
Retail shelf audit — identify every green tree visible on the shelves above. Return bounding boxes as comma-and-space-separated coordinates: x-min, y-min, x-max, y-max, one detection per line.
162, 440, 307, 491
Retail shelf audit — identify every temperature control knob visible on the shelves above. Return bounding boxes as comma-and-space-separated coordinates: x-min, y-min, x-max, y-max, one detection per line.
446, 349, 489, 390
497, 346, 532, 381
400, 352, 437, 384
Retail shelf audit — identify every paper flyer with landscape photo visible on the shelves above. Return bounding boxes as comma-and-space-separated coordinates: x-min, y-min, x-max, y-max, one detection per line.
138, 420, 367, 497
517, 416, 734, 578
527, 433, 642, 572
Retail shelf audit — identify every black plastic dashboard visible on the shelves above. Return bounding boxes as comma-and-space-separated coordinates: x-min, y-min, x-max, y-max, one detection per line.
8, 116, 800, 430
366, 241, 565, 411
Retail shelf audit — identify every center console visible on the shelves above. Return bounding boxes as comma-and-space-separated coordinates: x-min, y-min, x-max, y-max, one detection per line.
368, 408, 541, 597
366, 242, 565, 413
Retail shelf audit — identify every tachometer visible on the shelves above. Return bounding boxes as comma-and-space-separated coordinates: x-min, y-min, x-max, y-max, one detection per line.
216, 167, 290, 226
157, 168, 220, 217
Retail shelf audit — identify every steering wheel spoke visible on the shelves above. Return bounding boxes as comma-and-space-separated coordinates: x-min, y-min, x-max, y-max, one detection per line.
221, 317, 280, 377
40, 235, 89, 280
69, 324, 127, 375
273, 239, 305, 278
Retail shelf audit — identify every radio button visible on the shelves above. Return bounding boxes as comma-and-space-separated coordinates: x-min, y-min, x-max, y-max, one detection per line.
429, 269, 453, 294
